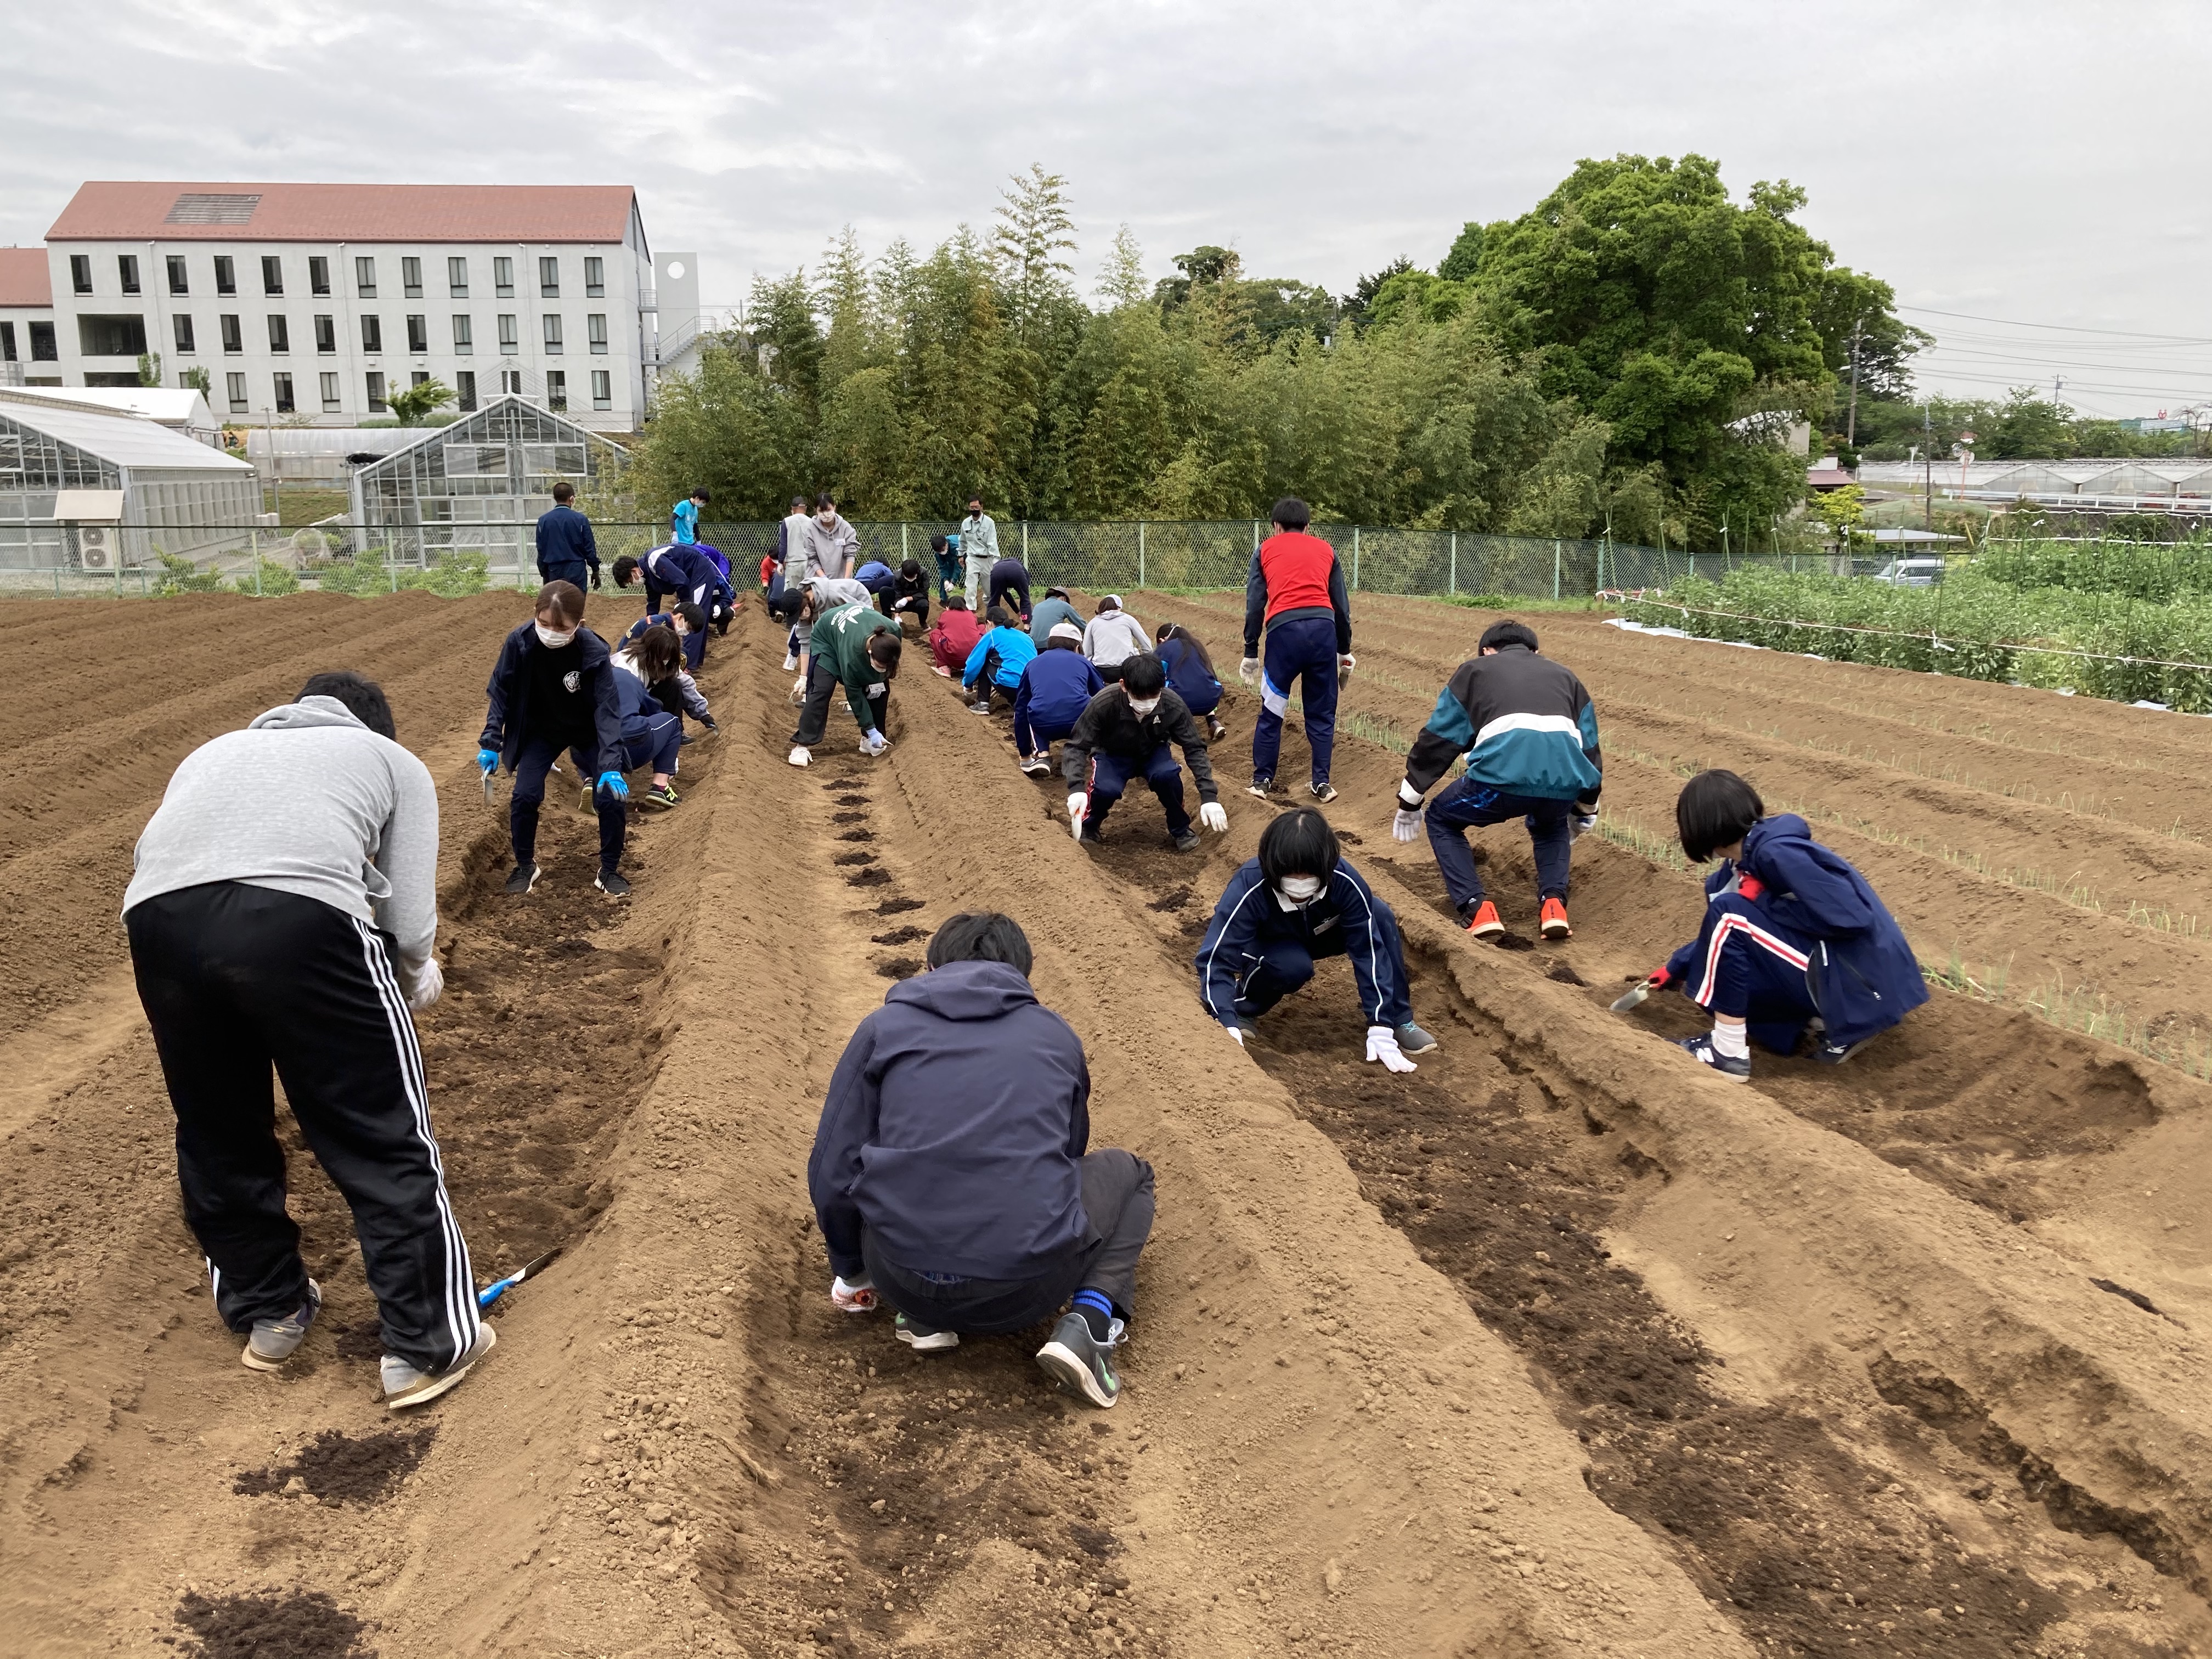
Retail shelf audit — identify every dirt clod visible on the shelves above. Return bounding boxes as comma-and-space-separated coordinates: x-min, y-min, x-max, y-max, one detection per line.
234, 1427, 436, 1506
847, 868, 892, 887
876, 958, 924, 980
871, 926, 928, 945
832, 851, 877, 866
837, 829, 874, 843
173, 1589, 373, 1659
1545, 962, 1587, 986
874, 895, 921, 912
1147, 887, 1194, 913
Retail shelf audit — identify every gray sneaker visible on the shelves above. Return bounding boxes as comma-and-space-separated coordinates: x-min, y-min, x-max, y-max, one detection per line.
1035, 1311, 1124, 1408
381, 1322, 496, 1410
1395, 1022, 1438, 1056
894, 1312, 960, 1352
241, 1278, 322, 1372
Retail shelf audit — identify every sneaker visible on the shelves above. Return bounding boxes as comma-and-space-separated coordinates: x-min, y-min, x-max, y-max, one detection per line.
1206, 717, 1229, 741
595, 868, 633, 899
241, 1279, 322, 1372
894, 1313, 959, 1352
1246, 776, 1274, 800
637, 783, 680, 812
1395, 1022, 1438, 1056
1019, 754, 1052, 776
503, 862, 540, 897
1308, 781, 1339, 803
787, 746, 810, 768
969, 699, 995, 714
1035, 1311, 1124, 1409
1464, 900, 1504, 940
1539, 897, 1572, 940
932, 665, 951, 678
1815, 1036, 1871, 1066
1171, 828, 1201, 853
782, 651, 798, 671
381, 1323, 496, 1410
1077, 826, 1104, 847
1678, 1034, 1751, 1082
1233, 1014, 1260, 1043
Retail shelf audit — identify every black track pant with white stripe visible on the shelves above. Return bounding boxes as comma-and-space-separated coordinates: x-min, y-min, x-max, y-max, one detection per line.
125, 881, 480, 1373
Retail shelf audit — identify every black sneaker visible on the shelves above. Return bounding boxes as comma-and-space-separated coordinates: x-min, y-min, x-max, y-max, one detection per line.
1077, 827, 1104, 847
1171, 828, 1201, 853
968, 698, 995, 715
1019, 754, 1052, 776
1308, 781, 1339, 803
1395, 1022, 1438, 1055
594, 868, 633, 899
1678, 1033, 1751, 1082
1035, 1311, 1124, 1408
503, 862, 540, 896
1245, 776, 1274, 800
894, 1313, 958, 1352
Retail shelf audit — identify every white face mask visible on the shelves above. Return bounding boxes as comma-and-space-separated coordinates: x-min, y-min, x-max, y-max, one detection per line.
816, 510, 837, 527
1127, 695, 1161, 716
535, 623, 578, 648
1278, 874, 1324, 903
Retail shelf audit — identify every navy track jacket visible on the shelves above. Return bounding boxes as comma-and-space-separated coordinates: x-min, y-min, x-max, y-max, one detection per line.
1663, 814, 1928, 1047
1404, 644, 1602, 803
479, 622, 625, 776
533, 505, 600, 578
1015, 648, 1104, 731
1195, 856, 1407, 1030
808, 961, 1093, 1284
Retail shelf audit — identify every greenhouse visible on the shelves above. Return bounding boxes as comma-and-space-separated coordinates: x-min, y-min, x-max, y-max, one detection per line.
348, 397, 627, 573
0, 391, 257, 573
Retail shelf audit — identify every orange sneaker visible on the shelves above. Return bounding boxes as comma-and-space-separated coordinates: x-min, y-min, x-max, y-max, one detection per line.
1465, 900, 1504, 939
1539, 896, 1571, 939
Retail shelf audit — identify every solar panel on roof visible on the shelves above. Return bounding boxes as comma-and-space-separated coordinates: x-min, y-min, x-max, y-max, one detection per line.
165, 193, 261, 225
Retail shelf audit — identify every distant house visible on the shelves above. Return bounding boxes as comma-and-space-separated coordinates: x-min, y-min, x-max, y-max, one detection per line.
0, 247, 57, 386
1807, 456, 1855, 491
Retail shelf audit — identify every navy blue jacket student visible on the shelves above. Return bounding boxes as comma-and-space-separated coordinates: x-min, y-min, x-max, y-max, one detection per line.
1397, 621, 1602, 928
624, 608, 705, 671
1662, 811, 1926, 1057
533, 501, 600, 589
619, 544, 731, 617
1014, 637, 1103, 758
807, 917, 1155, 1346
480, 607, 630, 882
1195, 854, 1413, 1032
1154, 628, 1222, 720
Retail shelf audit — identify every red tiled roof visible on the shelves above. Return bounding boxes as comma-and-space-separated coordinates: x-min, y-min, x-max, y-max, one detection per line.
47, 183, 639, 245
0, 247, 52, 307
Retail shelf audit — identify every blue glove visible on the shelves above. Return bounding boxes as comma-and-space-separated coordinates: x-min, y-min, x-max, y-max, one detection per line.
477, 748, 499, 774
597, 771, 629, 800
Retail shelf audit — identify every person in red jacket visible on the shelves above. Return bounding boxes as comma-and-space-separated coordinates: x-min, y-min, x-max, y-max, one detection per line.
927, 596, 985, 676
1240, 496, 1353, 803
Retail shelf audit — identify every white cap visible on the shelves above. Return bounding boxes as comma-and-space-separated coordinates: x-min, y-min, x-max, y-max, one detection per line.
1049, 622, 1084, 642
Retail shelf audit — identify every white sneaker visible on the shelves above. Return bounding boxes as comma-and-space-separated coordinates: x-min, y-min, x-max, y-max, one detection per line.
381, 1323, 496, 1410
781, 651, 798, 671
787, 746, 810, 767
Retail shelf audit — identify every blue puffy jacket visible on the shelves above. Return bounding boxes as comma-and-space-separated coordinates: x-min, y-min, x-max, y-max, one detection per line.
963, 624, 1037, 690
808, 961, 1093, 1282
1015, 648, 1103, 730
1663, 814, 1927, 1047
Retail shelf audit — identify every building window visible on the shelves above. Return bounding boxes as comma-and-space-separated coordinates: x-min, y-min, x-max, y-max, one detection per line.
542, 314, 563, 354
361, 315, 382, 353
118, 255, 140, 294
587, 313, 607, 354
448, 256, 468, 297
215, 255, 236, 295
494, 256, 514, 297
261, 255, 283, 295
452, 314, 473, 353
539, 256, 560, 298
78, 315, 150, 356
309, 256, 330, 296
167, 255, 189, 295
220, 314, 242, 354
410, 370, 430, 388
314, 314, 336, 353
273, 371, 295, 414
499, 369, 523, 394
0, 321, 12, 362
320, 371, 341, 413
30, 320, 57, 361
226, 371, 249, 413
406, 314, 428, 354
585, 256, 604, 297
498, 314, 518, 354
356, 256, 376, 298
456, 369, 477, 410
268, 314, 290, 353
70, 255, 92, 295
365, 370, 387, 414
401, 256, 422, 298
545, 369, 567, 411
591, 368, 611, 410
173, 314, 195, 354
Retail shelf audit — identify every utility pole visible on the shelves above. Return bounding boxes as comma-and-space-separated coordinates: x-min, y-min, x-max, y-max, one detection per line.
1845, 317, 1863, 447
1923, 402, 1934, 533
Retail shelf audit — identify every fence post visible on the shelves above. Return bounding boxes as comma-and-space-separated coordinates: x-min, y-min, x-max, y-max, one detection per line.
1138, 521, 1146, 590
1449, 531, 1457, 596
254, 557, 262, 596
901, 522, 909, 561
1553, 540, 1561, 600
1352, 527, 1361, 590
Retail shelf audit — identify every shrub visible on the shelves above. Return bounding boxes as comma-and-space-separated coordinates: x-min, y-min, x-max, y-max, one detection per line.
314, 554, 392, 596
232, 557, 300, 597
398, 550, 489, 597
151, 552, 224, 596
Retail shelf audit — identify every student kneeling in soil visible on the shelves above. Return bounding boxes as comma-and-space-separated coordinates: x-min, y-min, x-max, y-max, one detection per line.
125, 670, 491, 1409
1657, 769, 1927, 1080
608, 624, 690, 812
787, 599, 902, 768
769, 574, 872, 697
1063, 652, 1229, 852
1195, 806, 1437, 1070
1014, 622, 1103, 776
806, 912, 1153, 1408
478, 580, 638, 899
963, 604, 1037, 714
1390, 619, 1601, 944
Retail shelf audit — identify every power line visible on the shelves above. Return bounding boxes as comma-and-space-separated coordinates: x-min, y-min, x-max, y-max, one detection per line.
1899, 304, 2212, 346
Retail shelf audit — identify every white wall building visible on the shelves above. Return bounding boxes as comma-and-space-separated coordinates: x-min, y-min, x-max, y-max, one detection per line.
0, 247, 57, 387
41, 183, 655, 433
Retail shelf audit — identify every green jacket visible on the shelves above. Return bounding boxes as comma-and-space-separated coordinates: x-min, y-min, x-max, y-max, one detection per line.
813, 602, 898, 729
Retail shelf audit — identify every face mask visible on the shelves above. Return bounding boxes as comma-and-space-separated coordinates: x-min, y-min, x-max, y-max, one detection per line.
1127, 696, 1161, 716
535, 623, 577, 648
1278, 875, 1324, 903
816, 511, 836, 527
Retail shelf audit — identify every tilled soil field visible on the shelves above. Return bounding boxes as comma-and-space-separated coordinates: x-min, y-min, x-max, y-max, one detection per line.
2, 590, 2210, 1658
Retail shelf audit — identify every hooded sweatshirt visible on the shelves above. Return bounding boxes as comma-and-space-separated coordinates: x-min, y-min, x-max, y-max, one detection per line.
123, 697, 440, 974
1029, 594, 1082, 648
799, 512, 861, 582
794, 574, 872, 651
808, 960, 1092, 1282
1083, 606, 1152, 668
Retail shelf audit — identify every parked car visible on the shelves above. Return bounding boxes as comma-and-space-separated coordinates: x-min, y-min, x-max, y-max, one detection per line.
1870, 557, 1945, 586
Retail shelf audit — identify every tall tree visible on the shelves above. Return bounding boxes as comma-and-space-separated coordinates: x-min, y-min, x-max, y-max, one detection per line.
1096, 224, 1148, 308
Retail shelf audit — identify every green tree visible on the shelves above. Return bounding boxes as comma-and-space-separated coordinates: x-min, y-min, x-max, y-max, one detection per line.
387, 377, 456, 426
1096, 225, 1148, 307
137, 351, 162, 388
1438, 222, 1488, 283
178, 365, 211, 400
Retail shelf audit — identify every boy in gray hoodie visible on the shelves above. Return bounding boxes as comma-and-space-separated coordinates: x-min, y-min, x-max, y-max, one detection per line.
123, 672, 492, 1410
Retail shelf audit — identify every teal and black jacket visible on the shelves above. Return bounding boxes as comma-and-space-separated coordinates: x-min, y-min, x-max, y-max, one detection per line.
1402, 644, 1602, 804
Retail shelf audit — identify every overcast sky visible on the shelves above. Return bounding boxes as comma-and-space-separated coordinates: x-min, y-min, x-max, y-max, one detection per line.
6, 0, 2209, 417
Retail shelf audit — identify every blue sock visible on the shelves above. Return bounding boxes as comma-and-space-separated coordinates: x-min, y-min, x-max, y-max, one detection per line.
1071, 1289, 1115, 1341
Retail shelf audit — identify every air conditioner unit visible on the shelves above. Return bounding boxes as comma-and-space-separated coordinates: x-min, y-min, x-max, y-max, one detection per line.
77, 524, 116, 571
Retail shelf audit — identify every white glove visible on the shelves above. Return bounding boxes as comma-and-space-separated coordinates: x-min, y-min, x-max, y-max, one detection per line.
860, 729, 889, 757
1338, 653, 1357, 677
1392, 808, 1422, 843
1227, 1025, 1246, 1047
788, 676, 806, 706
1365, 1025, 1418, 1073
1570, 811, 1597, 842
1238, 657, 1260, 686
1068, 792, 1087, 821
830, 1275, 878, 1313
401, 956, 443, 1011
1198, 801, 1228, 833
